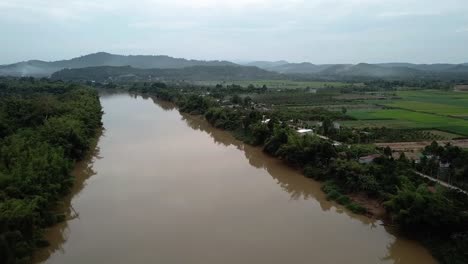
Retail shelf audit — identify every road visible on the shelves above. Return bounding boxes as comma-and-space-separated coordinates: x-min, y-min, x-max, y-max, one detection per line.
413, 171, 468, 195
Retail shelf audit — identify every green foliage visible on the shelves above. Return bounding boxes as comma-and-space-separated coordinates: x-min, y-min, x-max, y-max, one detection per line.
321, 181, 367, 214
345, 203, 367, 214
303, 165, 326, 180
384, 184, 466, 232
419, 141, 468, 190
249, 123, 270, 145
0, 78, 102, 263
179, 95, 214, 114
146, 81, 468, 264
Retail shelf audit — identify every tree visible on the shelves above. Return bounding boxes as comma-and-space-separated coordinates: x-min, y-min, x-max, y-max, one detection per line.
231, 95, 242, 104
384, 146, 392, 157
384, 184, 465, 232
243, 96, 252, 106
341, 107, 347, 115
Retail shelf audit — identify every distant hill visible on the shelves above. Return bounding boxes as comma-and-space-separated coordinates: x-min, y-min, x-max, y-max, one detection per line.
0, 52, 237, 77
318, 63, 423, 78
3, 52, 468, 80
444, 64, 468, 73
51, 65, 283, 82
377, 63, 459, 72
245, 61, 289, 69
249, 61, 468, 79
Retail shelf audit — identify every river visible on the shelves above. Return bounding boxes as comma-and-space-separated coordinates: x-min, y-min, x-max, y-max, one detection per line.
34, 93, 436, 264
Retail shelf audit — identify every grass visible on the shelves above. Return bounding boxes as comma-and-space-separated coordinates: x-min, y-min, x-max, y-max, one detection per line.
348, 109, 468, 136
384, 101, 468, 116
343, 90, 468, 136
381, 90, 468, 116
321, 180, 367, 214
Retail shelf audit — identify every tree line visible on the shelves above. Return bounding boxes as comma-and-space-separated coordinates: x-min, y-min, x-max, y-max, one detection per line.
133, 84, 468, 264
0, 77, 102, 263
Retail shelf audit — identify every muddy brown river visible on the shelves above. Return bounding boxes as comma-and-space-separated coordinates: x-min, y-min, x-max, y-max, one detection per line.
34, 93, 436, 264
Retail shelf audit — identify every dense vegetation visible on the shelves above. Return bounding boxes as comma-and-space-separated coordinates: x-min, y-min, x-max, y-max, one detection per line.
5, 75, 468, 263
0, 52, 237, 78
130, 83, 468, 264
4, 52, 468, 81
0, 78, 102, 263
418, 141, 468, 190
51, 65, 283, 82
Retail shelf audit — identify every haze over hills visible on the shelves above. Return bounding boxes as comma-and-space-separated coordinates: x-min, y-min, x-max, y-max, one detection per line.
51, 65, 283, 82
1, 52, 468, 80
244, 60, 468, 75
0, 52, 236, 77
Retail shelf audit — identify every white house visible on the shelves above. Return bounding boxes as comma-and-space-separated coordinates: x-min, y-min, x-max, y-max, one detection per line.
297, 128, 314, 135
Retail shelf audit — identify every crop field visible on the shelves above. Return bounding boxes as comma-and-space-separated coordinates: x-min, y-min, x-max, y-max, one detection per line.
348, 109, 468, 136
338, 90, 468, 136
218, 84, 468, 137
251, 92, 335, 105
381, 90, 468, 117
341, 119, 422, 129
384, 101, 468, 116
195, 80, 359, 89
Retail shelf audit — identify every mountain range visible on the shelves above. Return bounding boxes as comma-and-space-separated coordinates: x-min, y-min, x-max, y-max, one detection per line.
1, 52, 468, 80
0, 52, 236, 77
245, 60, 468, 77
51, 65, 282, 82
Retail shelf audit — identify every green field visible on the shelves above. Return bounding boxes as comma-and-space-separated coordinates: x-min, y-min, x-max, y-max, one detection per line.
382, 90, 468, 117
384, 101, 468, 116
341, 90, 468, 136
348, 109, 468, 136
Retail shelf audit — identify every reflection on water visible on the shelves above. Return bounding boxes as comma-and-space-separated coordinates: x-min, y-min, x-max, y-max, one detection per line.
34, 94, 436, 264
33, 137, 102, 263
182, 114, 355, 218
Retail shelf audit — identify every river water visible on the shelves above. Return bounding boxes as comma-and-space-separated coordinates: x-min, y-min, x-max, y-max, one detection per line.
34, 93, 436, 264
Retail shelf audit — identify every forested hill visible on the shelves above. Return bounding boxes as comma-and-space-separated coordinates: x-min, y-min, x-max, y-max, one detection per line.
0, 52, 236, 77
248, 60, 468, 76
3, 51, 468, 80
50, 65, 283, 82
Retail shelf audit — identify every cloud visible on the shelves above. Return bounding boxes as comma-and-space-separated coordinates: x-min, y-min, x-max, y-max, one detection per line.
377, 11, 439, 18
0, 0, 467, 63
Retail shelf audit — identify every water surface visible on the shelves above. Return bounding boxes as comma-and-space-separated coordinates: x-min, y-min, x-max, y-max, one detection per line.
35, 93, 436, 264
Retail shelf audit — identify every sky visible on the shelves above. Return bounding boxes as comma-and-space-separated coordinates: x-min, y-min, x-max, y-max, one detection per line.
1, 0, 468, 64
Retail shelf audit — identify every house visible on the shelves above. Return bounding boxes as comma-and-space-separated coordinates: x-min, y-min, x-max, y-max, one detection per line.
332, 141, 342, 147
297, 128, 314, 135
333, 122, 341, 130
439, 161, 451, 168
358, 154, 382, 164
261, 119, 271, 124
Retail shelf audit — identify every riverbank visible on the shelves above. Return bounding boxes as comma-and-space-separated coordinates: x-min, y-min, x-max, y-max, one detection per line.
31, 93, 440, 264
0, 78, 103, 264
32, 129, 103, 263
137, 86, 468, 264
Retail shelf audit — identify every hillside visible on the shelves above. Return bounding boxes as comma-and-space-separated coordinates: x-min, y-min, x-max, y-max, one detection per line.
51, 65, 283, 82
251, 61, 468, 79
0, 52, 237, 77
2, 52, 468, 80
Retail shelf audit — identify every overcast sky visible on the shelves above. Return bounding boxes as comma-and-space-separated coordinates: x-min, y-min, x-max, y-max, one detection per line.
1, 0, 468, 64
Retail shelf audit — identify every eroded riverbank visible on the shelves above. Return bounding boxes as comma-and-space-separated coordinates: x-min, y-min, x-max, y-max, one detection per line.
35, 93, 436, 264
